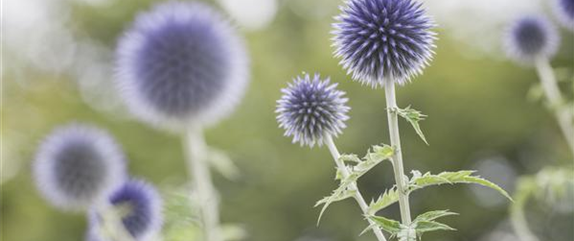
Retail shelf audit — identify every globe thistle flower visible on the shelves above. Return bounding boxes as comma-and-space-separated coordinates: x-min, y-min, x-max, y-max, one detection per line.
276, 74, 350, 147
33, 124, 126, 211
116, 1, 249, 130
504, 16, 560, 64
553, 0, 574, 31
88, 179, 163, 241
332, 0, 437, 87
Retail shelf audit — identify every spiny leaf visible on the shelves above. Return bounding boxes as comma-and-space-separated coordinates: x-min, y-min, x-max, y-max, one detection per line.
395, 106, 429, 145
315, 187, 356, 225
368, 187, 400, 215
340, 154, 361, 163
408, 170, 513, 201
413, 210, 458, 223
414, 220, 456, 233
369, 215, 402, 235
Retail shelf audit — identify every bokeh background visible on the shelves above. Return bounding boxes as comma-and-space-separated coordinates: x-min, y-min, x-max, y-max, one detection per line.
2, 0, 574, 240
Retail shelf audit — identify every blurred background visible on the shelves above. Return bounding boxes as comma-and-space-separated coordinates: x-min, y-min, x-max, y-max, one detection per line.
2, 0, 573, 240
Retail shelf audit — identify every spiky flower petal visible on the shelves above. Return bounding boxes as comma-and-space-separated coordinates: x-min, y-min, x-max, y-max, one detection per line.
332, 0, 436, 87
116, 1, 249, 130
33, 124, 126, 211
276, 74, 350, 147
504, 16, 560, 64
88, 179, 163, 241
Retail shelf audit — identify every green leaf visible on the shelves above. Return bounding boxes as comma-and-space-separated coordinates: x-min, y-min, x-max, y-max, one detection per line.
395, 106, 429, 145
369, 215, 402, 235
368, 187, 400, 215
408, 170, 513, 201
340, 154, 361, 163
314, 186, 356, 225
413, 210, 458, 223
414, 220, 456, 233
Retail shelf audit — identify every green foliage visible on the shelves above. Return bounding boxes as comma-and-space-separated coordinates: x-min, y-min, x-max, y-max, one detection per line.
315, 145, 394, 224
393, 106, 429, 145
369, 210, 457, 241
162, 188, 201, 241
408, 170, 513, 201
368, 187, 400, 215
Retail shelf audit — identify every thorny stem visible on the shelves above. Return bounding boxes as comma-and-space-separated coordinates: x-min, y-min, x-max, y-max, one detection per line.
324, 136, 388, 241
184, 125, 222, 241
535, 58, 574, 158
384, 80, 412, 225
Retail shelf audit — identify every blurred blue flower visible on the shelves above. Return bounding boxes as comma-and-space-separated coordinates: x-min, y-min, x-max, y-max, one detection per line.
553, 0, 574, 31
88, 179, 163, 241
276, 74, 350, 147
504, 16, 559, 64
116, 1, 249, 130
33, 124, 126, 211
332, 0, 436, 87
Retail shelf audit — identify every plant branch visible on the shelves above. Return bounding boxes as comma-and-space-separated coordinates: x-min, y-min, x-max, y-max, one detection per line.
184, 125, 222, 241
535, 58, 574, 158
324, 136, 388, 241
97, 203, 135, 241
384, 80, 412, 225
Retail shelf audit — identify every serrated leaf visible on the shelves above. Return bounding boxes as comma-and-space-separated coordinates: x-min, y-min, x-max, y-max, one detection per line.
315, 187, 356, 225
368, 187, 400, 215
395, 106, 429, 145
414, 220, 456, 233
369, 215, 402, 235
408, 170, 513, 201
340, 154, 361, 163
413, 210, 458, 223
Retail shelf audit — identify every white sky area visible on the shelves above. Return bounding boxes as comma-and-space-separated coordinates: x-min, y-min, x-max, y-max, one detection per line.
422, 0, 546, 58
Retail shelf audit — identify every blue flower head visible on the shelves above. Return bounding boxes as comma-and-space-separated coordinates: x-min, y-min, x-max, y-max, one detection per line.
116, 1, 249, 130
332, 0, 437, 87
504, 16, 559, 64
33, 124, 126, 211
276, 74, 350, 147
88, 179, 163, 241
553, 0, 574, 31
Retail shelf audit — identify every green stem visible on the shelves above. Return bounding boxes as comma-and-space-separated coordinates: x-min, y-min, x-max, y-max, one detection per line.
535, 58, 574, 158
184, 125, 222, 241
324, 136, 388, 241
510, 177, 539, 241
384, 80, 412, 225
97, 203, 135, 241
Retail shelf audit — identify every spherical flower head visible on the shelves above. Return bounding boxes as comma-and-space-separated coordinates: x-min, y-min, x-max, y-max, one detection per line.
88, 179, 163, 241
504, 16, 560, 64
332, 0, 437, 87
33, 124, 126, 211
553, 0, 574, 31
276, 74, 350, 147
116, 1, 249, 130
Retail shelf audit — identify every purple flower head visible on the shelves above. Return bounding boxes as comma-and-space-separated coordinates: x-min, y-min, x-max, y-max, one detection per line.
88, 179, 163, 241
33, 124, 126, 211
276, 74, 350, 147
504, 16, 559, 64
553, 0, 574, 31
332, 0, 436, 87
116, 1, 249, 130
